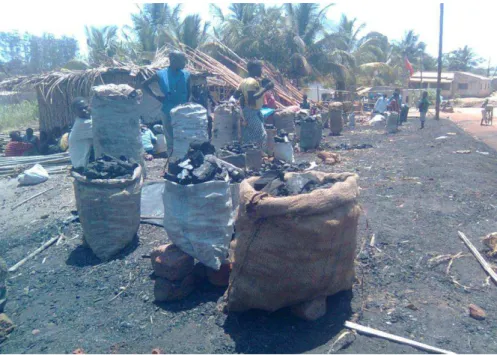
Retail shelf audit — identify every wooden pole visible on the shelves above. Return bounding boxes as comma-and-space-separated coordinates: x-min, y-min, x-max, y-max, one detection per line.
345, 321, 455, 354
458, 231, 497, 285
435, 3, 444, 120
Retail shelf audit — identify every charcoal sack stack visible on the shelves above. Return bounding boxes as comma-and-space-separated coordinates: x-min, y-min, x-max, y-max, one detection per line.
212, 104, 240, 151
386, 112, 399, 133
72, 155, 143, 261
273, 107, 296, 133
163, 141, 242, 270
170, 103, 209, 158
299, 115, 323, 151
273, 130, 294, 163
91, 84, 143, 165
329, 108, 343, 136
226, 171, 360, 320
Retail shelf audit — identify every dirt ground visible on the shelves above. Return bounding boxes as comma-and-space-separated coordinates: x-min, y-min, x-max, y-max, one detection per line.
2, 116, 497, 354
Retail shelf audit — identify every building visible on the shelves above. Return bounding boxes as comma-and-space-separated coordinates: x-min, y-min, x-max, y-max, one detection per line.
409, 71, 492, 98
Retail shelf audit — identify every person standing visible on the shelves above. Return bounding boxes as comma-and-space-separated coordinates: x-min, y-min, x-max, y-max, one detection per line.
233, 61, 274, 150
300, 94, 311, 109
417, 91, 431, 129
142, 51, 191, 154
69, 97, 93, 168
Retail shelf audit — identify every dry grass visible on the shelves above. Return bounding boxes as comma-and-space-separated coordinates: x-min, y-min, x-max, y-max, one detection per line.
0, 101, 39, 133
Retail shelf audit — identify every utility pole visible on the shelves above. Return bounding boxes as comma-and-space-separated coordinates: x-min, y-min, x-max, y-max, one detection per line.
435, 3, 444, 120
420, 51, 424, 87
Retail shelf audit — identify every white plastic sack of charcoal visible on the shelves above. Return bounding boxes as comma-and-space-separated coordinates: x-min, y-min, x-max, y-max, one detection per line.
162, 179, 234, 270
170, 103, 209, 158
274, 142, 295, 163
91, 84, 144, 164
18, 164, 49, 186
212, 104, 240, 151
369, 114, 385, 127
140, 181, 165, 226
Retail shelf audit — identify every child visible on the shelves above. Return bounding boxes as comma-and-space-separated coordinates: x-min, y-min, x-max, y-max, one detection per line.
417, 91, 431, 129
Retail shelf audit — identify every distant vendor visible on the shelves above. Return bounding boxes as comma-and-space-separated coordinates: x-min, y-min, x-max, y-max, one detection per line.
140, 123, 157, 155
233, 60, 274, 150
142, 51, 191, 153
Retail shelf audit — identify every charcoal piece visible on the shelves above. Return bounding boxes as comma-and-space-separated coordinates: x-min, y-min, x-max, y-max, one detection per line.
254, 170, 281, 191
215, 167, 229, 182
164, 172, 179, 183
187, 149, 205, 168
192, 161, 217, 183
221, 154, 245, 169
190, 141, 216, 155
285, 174, 313, 195
261, 179, 286, 195
178, 159, 191, 169
168, 157, 183, 175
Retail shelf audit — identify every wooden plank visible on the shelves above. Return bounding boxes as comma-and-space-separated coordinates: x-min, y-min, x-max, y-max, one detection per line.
8, 235, 61, 273
458, 231, 497, 285
345, 321, 455, 354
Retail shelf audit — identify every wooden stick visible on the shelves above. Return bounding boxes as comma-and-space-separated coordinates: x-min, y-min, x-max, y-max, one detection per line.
11, 187, 54, 211
458, 231, 497, 285
344, 321, 455, 354
8, 235, 61, 273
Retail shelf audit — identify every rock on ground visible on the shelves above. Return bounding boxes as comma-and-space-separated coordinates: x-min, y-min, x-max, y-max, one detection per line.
291, 297, 327, 321
151, 244, 194, 281
469, 304, 486, 320
154, 274, 195, 302
206, 263, 231, 287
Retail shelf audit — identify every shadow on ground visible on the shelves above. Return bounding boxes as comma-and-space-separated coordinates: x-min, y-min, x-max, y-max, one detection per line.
222, 290, 353, 354
66, 235, 140, 267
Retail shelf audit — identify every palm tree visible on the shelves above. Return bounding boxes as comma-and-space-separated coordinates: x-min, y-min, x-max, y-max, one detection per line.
176, 15, 210, 49
84, 26, 118, 66
125, 4, 182, 55
445, 46, 482, 71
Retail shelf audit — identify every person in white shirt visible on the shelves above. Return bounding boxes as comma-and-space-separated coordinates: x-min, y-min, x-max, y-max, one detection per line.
373, 94, 388, 115
69, 97, 93, 169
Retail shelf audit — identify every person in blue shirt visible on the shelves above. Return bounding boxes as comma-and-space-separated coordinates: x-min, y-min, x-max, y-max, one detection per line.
140, 123, 157, 155
142, 51, 191, 153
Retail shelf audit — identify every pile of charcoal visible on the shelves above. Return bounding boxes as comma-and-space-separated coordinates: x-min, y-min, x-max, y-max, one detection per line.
247, 159, 310, 178
320, 142, 373, 151
221, 142, 258, 154
254, 172, 335, 197
74, 154, 139, 180
274, 130, 290, 143
164, 141, 246, 185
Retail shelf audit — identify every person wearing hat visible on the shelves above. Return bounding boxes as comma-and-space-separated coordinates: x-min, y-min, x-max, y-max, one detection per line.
68, 97, 93, 168
142, 51, 191, 154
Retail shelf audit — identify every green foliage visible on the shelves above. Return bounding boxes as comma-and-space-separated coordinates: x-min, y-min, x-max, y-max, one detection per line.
0, 31, 79, 75
0, 101, 38, 133
445, 45, 483, 72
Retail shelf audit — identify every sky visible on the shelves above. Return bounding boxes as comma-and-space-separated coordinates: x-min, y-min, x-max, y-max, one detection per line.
1, 0, 497, 68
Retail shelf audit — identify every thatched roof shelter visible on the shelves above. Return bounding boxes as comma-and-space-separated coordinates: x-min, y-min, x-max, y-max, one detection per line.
0, 46, 303, 134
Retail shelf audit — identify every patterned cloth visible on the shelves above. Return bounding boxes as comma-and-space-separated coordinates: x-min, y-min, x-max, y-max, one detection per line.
4, 141, 33, 157
241, 108, 267, 150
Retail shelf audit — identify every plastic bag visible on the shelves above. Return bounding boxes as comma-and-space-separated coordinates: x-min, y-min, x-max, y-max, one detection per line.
163, 179, 234, 270
18, 164, 49, 186
274, 142, 295, 163
140, 181, 165, 226
170, 103, 209, 158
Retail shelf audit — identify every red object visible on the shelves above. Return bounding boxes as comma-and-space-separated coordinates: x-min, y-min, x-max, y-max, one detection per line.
264, 91, 277, 109
405, 56, 414, 77
388, 99, 400, 114
4, 141, 33, 157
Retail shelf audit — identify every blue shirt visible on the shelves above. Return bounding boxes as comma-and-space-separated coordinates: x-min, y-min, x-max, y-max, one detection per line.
141, 128, 156, 152
157, 68, 190, 116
